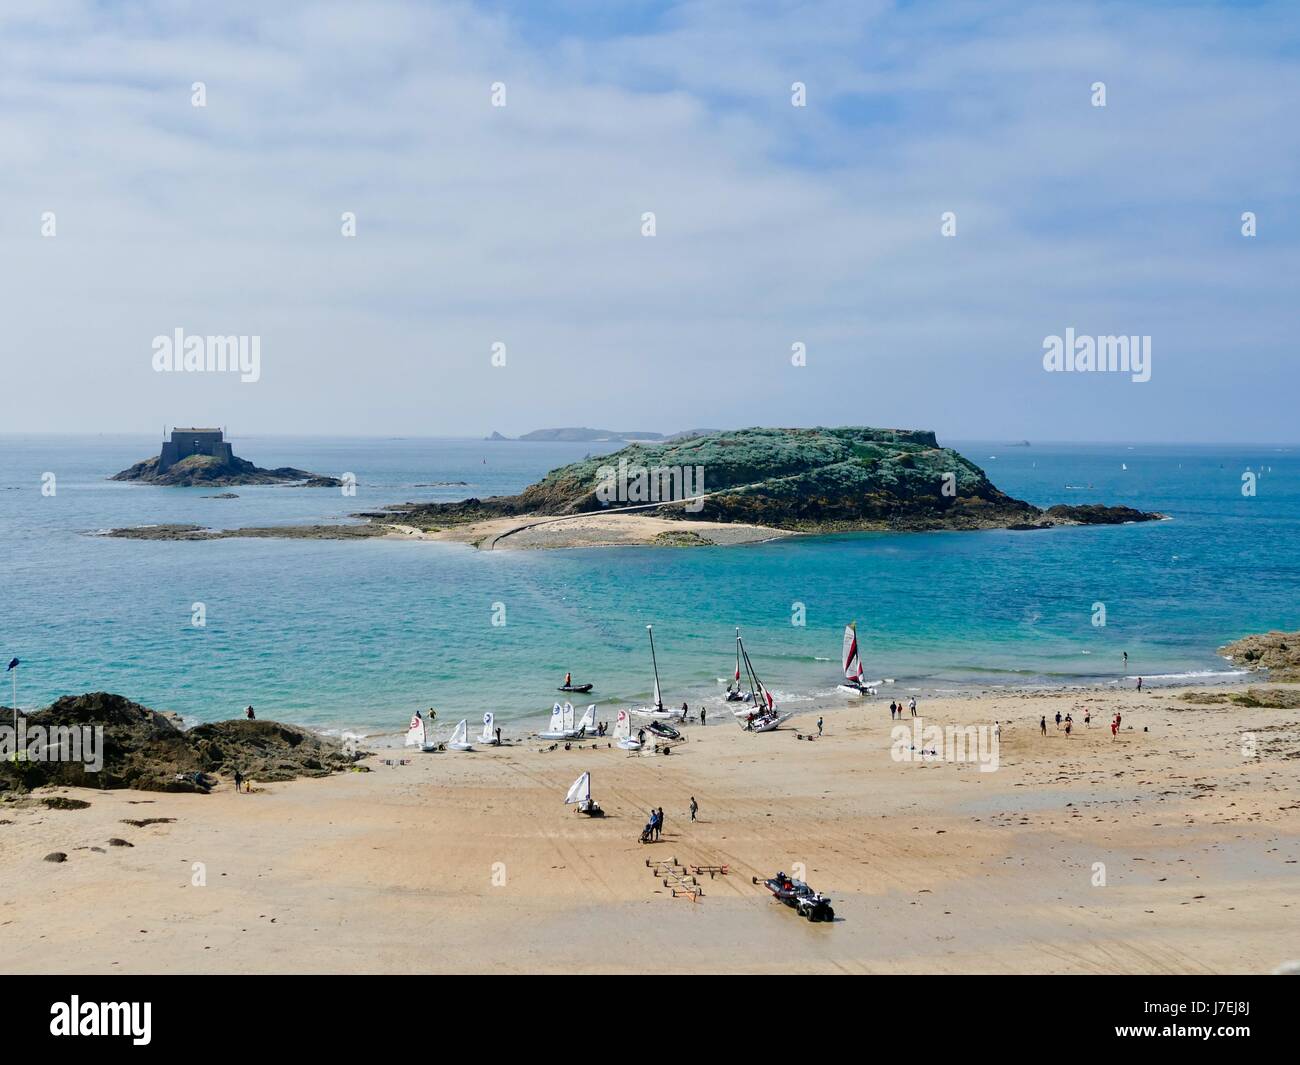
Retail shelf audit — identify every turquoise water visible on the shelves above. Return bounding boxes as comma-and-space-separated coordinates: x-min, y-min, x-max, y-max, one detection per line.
2, 435, 1297, 734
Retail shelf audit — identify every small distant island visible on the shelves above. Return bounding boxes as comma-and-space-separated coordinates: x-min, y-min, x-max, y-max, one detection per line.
112, 428, 341, 487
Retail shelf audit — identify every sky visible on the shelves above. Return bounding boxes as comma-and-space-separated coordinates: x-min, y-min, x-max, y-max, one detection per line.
1, 0, 1297, 442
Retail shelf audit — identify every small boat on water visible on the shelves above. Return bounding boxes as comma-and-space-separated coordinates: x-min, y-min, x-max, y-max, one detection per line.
613, 709, 641, 751
837, 622, 877, 696
564, 771, 603, 816
539, 701, 582, 740
404, 711, 439, 753
558, 683, 594, 694
446, 718, 474, 752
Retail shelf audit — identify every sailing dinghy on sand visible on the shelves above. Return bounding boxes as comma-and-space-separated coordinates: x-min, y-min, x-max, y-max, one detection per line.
837, 622, 877, 696
538, 702, 581, 740
479, 712, 498, 746
574, 703, 598, 737
565, 771, 603, 816
631, 624, 682, 719
734, 633, 790, 733
446, 718, 474, 751
405, 712, 438, 752
613, 709, 641, 751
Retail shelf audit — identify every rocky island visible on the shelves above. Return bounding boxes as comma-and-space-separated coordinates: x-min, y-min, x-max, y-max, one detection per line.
367, 426, 1164, 544
111, 427, 341, 487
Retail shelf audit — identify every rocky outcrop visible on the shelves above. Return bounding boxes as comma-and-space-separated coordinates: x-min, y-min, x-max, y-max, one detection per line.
1220, 630, 1300, 681
370, 426, 1162, 534
0, 692, 363, 795
112, 453, 341, 487
105, 523, 387, 541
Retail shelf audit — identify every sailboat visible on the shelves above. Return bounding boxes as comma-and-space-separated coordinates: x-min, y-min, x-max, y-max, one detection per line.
613, 709, 642, 751
564, 770, 602, 816
631, 624, 681, 719
446, 718, 474, 751
539, 702, 581, 740
725, 626, 752, 703
735, 633, 790, 733
574, 703, 598, 737
837, 622, 876, 696
478, 711, 498, 746
404, 711, 438, 752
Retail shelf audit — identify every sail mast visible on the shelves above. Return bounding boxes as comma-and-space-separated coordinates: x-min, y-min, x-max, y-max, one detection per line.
734, 627, 741, 683
647, 623, 663, 709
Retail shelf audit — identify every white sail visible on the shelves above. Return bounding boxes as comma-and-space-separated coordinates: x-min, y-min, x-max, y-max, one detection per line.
449, 719, 469, 746
564, 771, 591, 805
404, 713, 426, 748
575, 704, 597, 734
842, 623, 864, 682
562, 701, 575, 730
614, 709, 632, 740
548, 703, 565, 732
479, 711, 495, 744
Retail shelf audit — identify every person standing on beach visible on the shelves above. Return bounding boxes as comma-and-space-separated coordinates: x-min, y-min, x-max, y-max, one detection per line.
909, 697, 917, 717
245, 705, 256, 720
817, 716, 824, 736
495, 726, 502, 745
1054, 710, 1062, 730
1040, 715, 1047, 736
1136, 676, 1143, 692
700, 708, 706, 727
1084, 709, 1091, 727
1111, 715, 1119, 738
889, 700, 897, 719
233, 769, 243, 793
1064, 720, 1072, 738
657, 806, 665, 840
689, 796, 698, 822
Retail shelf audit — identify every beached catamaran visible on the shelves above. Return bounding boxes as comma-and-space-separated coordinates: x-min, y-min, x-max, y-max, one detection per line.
735, 633, 789, 732
725, 626, 753, 703
837, 621, 876, 696
632, 624, 680, 719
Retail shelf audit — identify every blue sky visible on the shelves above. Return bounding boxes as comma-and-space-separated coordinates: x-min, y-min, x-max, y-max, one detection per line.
1, 0, 1297, 441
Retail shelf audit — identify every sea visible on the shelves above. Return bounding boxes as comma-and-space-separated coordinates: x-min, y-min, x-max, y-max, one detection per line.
2, 435, 1297, 737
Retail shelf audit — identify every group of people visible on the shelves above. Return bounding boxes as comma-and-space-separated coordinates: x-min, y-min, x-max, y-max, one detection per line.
888, 697, 918, 720
1039, 708, 1124, 739
642, 806, 666, 841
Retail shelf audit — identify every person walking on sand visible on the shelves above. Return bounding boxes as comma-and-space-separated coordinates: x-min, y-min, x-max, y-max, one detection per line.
1065, 720, 1072, 738
233, 769, 243, 793
889, 700, 897, 719
1055, 710, 1062, 730
1040, 715, 1047, 736
689, 796, 698, 822
993, 721, 1001, 742
1084, 709, 1091, 728
1111, 715, 1119, 738
817, 716, 824, 737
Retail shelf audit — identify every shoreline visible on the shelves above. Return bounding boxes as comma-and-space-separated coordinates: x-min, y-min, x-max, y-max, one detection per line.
4, 680, 1296, 974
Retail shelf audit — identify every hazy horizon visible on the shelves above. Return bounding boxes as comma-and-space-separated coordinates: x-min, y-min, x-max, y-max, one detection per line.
3, 0, 1297, 443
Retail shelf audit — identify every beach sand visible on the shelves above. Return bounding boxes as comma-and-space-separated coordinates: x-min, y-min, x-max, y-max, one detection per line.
383, 513, 791, 549
2, 686, 1296, 974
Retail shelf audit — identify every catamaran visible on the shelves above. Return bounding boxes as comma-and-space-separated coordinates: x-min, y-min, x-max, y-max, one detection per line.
446, 718, 474, 751
564, 770, 602, 816
404, 711, 438, 752
837, 621, 877, 696
478, 711, 498, 746
724, 626, 753, 703
631, 624, 682, 719
734, 632, 790, 733
539, 701, 582, 740
613, 709, 642, 751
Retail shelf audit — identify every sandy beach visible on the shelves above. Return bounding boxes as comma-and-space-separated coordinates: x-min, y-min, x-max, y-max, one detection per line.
383, 512, 792, 549
3, 684, 1296, 974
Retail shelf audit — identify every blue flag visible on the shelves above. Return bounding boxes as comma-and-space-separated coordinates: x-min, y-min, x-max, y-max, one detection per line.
5, 658, 18, 671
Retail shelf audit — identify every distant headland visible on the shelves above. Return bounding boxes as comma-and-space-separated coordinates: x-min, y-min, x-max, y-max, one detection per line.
485, 427, 720, 443
111, 428, 342, 487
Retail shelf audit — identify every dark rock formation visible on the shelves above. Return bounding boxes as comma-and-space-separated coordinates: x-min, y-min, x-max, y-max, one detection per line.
105, 523, 386, 541
0, 692, 364, 796
112, 453, 341, 488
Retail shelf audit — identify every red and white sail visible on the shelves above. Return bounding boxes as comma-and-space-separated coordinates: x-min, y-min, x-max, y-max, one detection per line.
842, 623, 864, 683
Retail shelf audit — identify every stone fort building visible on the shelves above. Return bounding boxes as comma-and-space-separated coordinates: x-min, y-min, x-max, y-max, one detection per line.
158, 427, 234, 472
